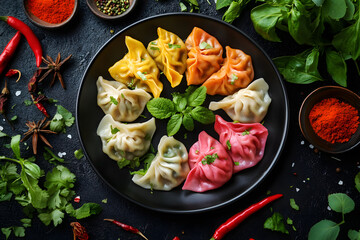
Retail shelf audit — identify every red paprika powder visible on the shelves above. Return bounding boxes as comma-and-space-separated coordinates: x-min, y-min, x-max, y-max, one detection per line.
25, 0, 75, 24
309, 97, 359, 143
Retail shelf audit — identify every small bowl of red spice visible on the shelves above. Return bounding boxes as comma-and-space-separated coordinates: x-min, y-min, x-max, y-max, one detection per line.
299, 86, 360, 154
23, 0, 78, 29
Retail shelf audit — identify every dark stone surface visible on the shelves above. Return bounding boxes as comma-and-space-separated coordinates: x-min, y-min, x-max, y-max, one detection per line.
0, 1, 360, 239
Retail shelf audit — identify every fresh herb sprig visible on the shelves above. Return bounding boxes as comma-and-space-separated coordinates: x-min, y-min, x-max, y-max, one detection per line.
146, 86, 215, 136
0, 135, 101, 238
308, 193, 356, 240
216, 0, 252, 23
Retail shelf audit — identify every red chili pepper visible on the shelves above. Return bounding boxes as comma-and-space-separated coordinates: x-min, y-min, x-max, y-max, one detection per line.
0, 31, 21, 76
210, 194, 283, 240
0, 16, 42, 67
104, 219, 149, 240
32, 95, 50, 118
5, 69, 21, 82
173, 237, 180, 240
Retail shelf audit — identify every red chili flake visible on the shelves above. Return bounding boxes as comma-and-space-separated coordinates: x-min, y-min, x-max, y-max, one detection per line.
74, 196, 81, 203
293, 172, 297, 176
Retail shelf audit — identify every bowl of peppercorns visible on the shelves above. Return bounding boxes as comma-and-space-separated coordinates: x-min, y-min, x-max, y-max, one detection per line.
86, 0, 137, 20
299, 86, 360, 154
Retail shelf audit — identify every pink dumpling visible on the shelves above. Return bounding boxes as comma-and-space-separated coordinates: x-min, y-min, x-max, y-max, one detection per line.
182, 131, 233, 192
214, 115, 268, 173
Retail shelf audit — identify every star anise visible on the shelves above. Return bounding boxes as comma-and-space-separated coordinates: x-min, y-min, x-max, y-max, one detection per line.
21, 117, 56, 155
38, 53, 72, 89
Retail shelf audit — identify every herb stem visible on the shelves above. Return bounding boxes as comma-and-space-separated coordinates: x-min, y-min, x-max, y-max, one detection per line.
353, 59, 360, 76
0, 156, 20, 164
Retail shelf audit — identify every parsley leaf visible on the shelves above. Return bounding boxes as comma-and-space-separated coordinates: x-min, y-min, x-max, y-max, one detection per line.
201, 153, 218, 165
264, 212, 289, 234
50, 105, 75, 133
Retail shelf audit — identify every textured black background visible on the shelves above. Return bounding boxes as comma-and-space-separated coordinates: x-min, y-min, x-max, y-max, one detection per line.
1, 1, 360, 239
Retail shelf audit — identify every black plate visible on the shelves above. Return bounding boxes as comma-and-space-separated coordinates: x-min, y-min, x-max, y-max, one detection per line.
76, 13, 289, 213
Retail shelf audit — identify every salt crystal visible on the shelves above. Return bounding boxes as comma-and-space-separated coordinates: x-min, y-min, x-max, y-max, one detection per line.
15, 91, 21, 96
338, 180, 343, 185
309, 144, 314, 149
291, 162, 295, 168
303, 180, 306, 183
0, 126, 3, 131
327, 206, 331, 211
67, 134, 72, 139
296, 188, 300, 192
300, 141, 305, 145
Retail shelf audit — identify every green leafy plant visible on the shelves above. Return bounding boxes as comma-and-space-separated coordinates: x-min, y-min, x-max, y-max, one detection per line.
264, 212, 289, 234
216, 0, 252, 23
0, 135, 101, 238
50, 104, 75, 133
355, 172, 360, 192
308, 193, 355, 240
146, 86, 215, 136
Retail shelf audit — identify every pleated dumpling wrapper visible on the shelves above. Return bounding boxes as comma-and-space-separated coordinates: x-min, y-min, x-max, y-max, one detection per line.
96, 114, 156, 162
132, 136, 190, 191
109, 36, 163, 98
96, 76, 151, 122
185, 27, 224, 85
209, 78, 271, 123
203, 46, 254, 95
147, 27, 187, 88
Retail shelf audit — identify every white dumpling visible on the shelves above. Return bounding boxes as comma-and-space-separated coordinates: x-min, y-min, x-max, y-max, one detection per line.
96, 114, 156, 161
97, 76, 152, 122
209, 78, 271, 123
132, 136, 190, 191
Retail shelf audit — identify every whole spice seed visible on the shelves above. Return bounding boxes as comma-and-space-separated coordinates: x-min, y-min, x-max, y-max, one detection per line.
20, 117, 57, 155
104, 219, 149, 240
95, 0, 130, 16
0, 31, 21, 76
210, 194, 283, 240
70, 222, 89, 240
0, 16, 42, 67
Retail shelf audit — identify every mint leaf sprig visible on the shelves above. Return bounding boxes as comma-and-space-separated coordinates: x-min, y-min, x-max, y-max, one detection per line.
308, 193, 355, 240
146, 86, 215, 136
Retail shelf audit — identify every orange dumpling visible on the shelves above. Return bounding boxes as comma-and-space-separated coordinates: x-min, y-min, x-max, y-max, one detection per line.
202, 46, 254, 96
185, 27, 224, 85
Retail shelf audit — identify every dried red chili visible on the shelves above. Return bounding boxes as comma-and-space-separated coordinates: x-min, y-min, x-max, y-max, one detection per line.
104, 219, 148, 240
28, 69, 50, 118
0, 16, 42, 67
70, 222, 89, 240
210, 194, 283, 240
309, 98, 359, 143
0, 80, 13, 128
0, 31, 21, 76
173, 237, 180, 240
5, 69, 21, 82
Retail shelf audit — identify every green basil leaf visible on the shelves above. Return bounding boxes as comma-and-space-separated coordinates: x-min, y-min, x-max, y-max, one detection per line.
322, 0, 347, 20
288, 0, 314, 45
190, 106, 215, 124
328, 193, 355, 214
216, 0, 233, 10
355, 172, 360, 193
273, 49, 323, 84
312, 0, 325, 6
251, 3, 285, 42
305, 47, 320, 73
308, 220, 340, 240
10, 135, 21, 160
264, 212, 289, 234
325, 49, 347, 87
182, 113, 194, 131
222, 1, 242, 24
147, 98, 176, 119
348, 229, 360, 240
332, 17, 360, 60
344, 0, 355, 21
188, 86, 207, 107
167, 114, 183, 136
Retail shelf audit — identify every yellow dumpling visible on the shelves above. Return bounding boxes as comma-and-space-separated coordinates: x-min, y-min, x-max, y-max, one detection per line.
147, 27, 187, 88
109, 36, 163, 98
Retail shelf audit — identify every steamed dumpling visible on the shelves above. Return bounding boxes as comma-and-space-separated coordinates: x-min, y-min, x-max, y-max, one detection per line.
202, 46, 254, 95
97, 76, 151, 122
147, 27, 187, 88
132, 136, 190, 191
108, 36, 163, 98
182, 131, 233, 192
185, 27, 224, 85
209, 78, 271, 123
96, 114, 156, 161
214, 115, 268, 173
